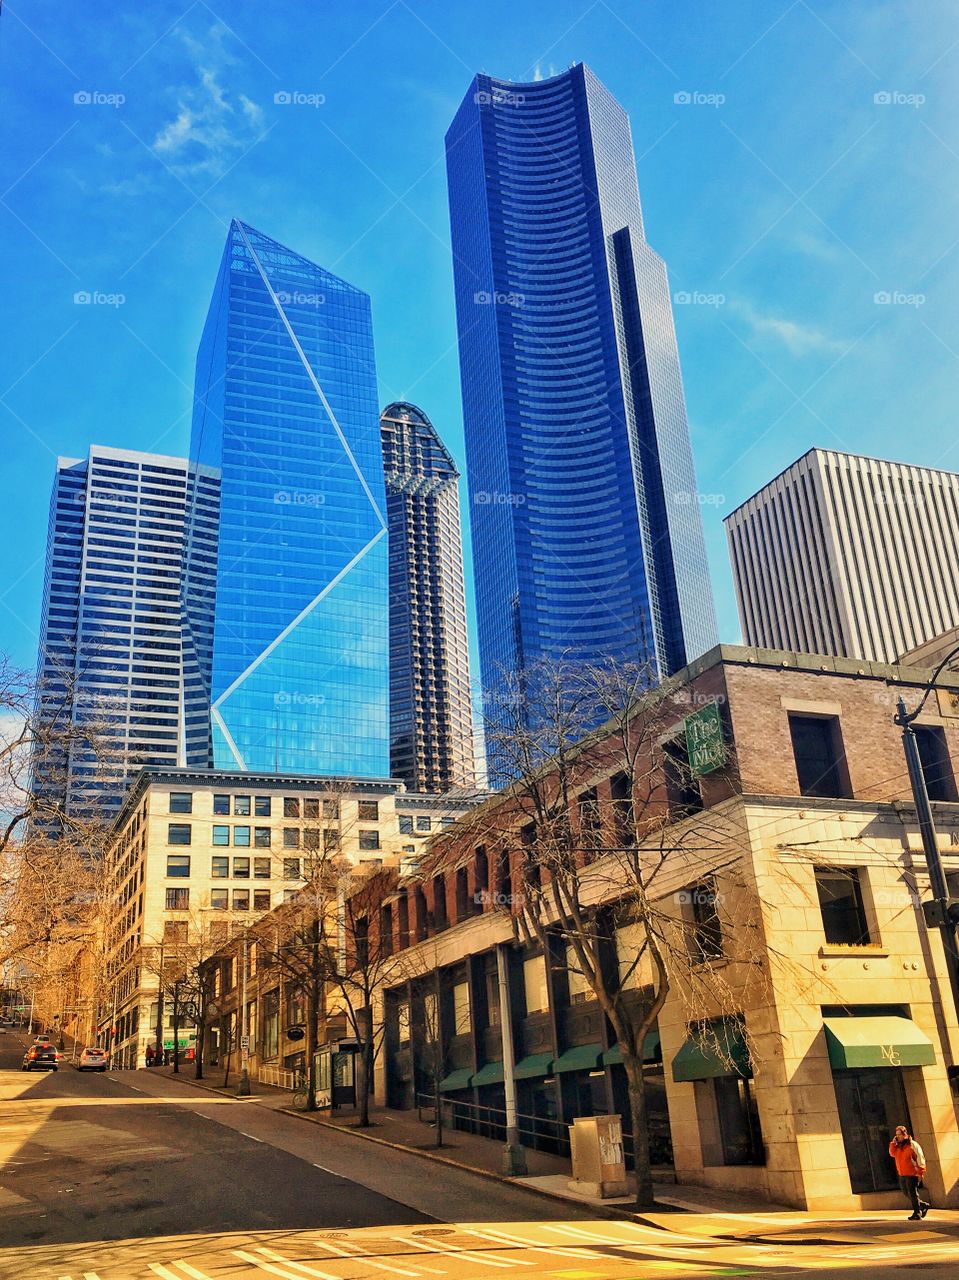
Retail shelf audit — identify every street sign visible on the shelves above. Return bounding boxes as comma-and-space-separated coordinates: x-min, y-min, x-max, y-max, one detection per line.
241, 1035, 250, 1049
685, 702, 725, 778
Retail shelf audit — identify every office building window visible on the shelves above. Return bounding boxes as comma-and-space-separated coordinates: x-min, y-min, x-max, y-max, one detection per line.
452, 981, 471, 1035
211, 856, 229, 878
523, 954, 549, 1013
323, 828, 339, 850
284, 798, 300, 818
166, 854, 190, 878
254, 890, 271, 912
233, 826, 251, 848
789, 714, 851, 799
283, 857, 301, 879
283, 889, 298, 903
416, 815, 431, 833
304, 798, 319, 819
234, 796, 251, 816
283, 828, 300, 849
213, 794, 230, 815
233, 890, 249, 911
815, 868, 871, 945
358, 800, 379, 821
323, 799, 339, 820
165, 887, 189, 910
169, 792, 192, 814
212, 826, 230, 846
914, 725, 958, 802
167, 824, 191, 846
164, 919, 188, 942
359, 830, 380, 851
687, 882, 723, 961
399, 815, 413, 834
210, 889, 228, 910
233, 857, 250, 879
254, 796, 271, 817
304, 827, 320, 851
253, 857, 271, 879
254, 827, 271, 848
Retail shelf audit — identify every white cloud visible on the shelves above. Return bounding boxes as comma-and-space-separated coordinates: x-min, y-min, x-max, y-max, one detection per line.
733, 298, 847, 356
151, 27, 266, 178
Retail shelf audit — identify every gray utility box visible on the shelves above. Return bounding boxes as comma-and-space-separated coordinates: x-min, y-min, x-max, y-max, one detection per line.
568, 1114, 629, 1198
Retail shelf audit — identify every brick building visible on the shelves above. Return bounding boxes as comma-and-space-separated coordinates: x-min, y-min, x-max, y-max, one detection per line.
360, 644, 959, 1211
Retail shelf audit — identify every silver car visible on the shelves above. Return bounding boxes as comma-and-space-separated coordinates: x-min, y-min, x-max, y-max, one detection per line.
78, 1047, 108, 1072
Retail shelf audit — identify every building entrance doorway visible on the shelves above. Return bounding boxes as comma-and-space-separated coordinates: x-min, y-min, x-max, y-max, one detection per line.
833, 1068, 908, 1193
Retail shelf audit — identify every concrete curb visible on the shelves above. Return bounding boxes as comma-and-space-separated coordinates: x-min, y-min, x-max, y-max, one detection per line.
276, 1105, 673, 1230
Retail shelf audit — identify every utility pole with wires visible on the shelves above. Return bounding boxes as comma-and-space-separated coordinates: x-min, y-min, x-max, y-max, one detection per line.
894, 656, 959, 1029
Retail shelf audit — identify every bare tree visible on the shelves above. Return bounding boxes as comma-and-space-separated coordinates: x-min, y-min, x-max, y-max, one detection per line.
471, 656, 768, 1208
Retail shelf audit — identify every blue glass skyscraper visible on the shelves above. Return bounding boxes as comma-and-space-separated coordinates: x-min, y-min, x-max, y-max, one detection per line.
188, 221, 389, 776
445, 65, 717, 699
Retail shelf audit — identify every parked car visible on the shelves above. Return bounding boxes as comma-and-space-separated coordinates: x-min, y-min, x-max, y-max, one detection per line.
22, 1044, 59, 1071
78, 1047, 108, 1072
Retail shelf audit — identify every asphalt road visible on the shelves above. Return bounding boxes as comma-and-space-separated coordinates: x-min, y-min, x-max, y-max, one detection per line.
2, 1026, 959, 1280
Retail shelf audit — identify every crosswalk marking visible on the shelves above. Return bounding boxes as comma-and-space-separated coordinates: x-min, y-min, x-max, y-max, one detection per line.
233, 1249, 307, 1278
172, 1262, 214, 1279
401, 1237, 512, 1268
465, 1227, 595, 1261
255, 1247, 341, 1279
315, 1239, 420, 1276
148, 1266, 183, 1280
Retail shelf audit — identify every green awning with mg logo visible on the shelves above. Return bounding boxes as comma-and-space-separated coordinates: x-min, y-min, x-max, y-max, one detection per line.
823, 1016, 935, 1070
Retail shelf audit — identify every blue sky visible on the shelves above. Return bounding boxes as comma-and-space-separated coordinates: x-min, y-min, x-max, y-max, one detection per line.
2, 0, 958, 676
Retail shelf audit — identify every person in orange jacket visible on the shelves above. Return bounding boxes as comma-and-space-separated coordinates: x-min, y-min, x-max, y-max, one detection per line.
889, 1124, 929, 1219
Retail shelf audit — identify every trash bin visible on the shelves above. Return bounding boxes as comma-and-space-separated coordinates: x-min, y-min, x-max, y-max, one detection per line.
568, 1114, 629, 1198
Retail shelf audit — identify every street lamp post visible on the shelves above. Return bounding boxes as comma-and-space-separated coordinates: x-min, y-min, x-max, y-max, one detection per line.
237, 934, 251, 1096
894, 658, 959, 1028
496, 943, 528, 1176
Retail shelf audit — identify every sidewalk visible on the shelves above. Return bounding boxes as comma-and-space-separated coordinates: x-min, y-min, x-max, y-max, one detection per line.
144, 1068, 959, 1242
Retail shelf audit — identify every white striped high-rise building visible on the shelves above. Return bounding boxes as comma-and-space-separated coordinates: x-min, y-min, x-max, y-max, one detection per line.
725, 448, 959, 665
32, 446, 219, 826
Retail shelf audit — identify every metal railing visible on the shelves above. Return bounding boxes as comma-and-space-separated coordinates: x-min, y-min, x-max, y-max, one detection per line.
258, 1065, 298, 1090
416, 1092, 572, 1155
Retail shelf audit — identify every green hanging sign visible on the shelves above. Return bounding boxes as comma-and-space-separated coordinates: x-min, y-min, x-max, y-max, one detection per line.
685, 702, 725, 778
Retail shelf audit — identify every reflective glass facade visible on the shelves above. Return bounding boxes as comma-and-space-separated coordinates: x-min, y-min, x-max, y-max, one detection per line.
32, 446, 218, 825
445, 64, 717, 702
189, 221, 389, 776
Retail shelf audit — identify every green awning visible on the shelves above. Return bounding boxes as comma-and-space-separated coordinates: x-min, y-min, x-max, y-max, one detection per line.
513, 1052, 554, 1080
603, 1030, 661, 1066
823, 1017, 936, 1070
438, 1068, 474, 1093
553, 1043, 603, 1073
471, 1061, 504, 1087
672, 1020, 750, 1082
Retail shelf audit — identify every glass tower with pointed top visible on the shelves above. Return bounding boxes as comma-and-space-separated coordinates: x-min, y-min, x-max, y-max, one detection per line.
188, 220, 389, 776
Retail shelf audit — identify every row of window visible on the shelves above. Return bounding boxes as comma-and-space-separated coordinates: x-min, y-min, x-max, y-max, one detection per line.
167, 823, 365, 849
164, 887, 277, 912
166, 854, 305, 880
168, 792, 359, 819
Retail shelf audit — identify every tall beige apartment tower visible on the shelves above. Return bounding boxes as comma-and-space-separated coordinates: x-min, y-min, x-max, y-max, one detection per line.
725, 448, 959, 664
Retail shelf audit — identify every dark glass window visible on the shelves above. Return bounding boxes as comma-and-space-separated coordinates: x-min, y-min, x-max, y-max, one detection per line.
914, 725, 957, 802
358, 800, 379, 821
211, 856, 228, 878
213, 794, 230, 815
283, 857, 301, 879
688, 882, 723, 961
254, 827, 271, 849
284, 798, 300, 818
169, 792, 192, 814
233, 890, 249, 911
253, 857, 271, 879
714, 1077, 764, 1165
253, 890, 271, 912
789, 715, 851, 799
816, 868, 871, 945
166, 854, 190, 878
610, 772, 635, 846
233, 857, 250, 879
210, 889, 228, 910
663, 739, 703, 819
234, 795, 251, 816
323, 799, 339, 819
399, 815, 414, 835
254, 796, 271, 817
416, 815, 431, 833
167, 824, 191, 846
303, 798, 319, 819
165, 887, 189, 910
359, 830, 380, 851
283, 828, 300, 850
